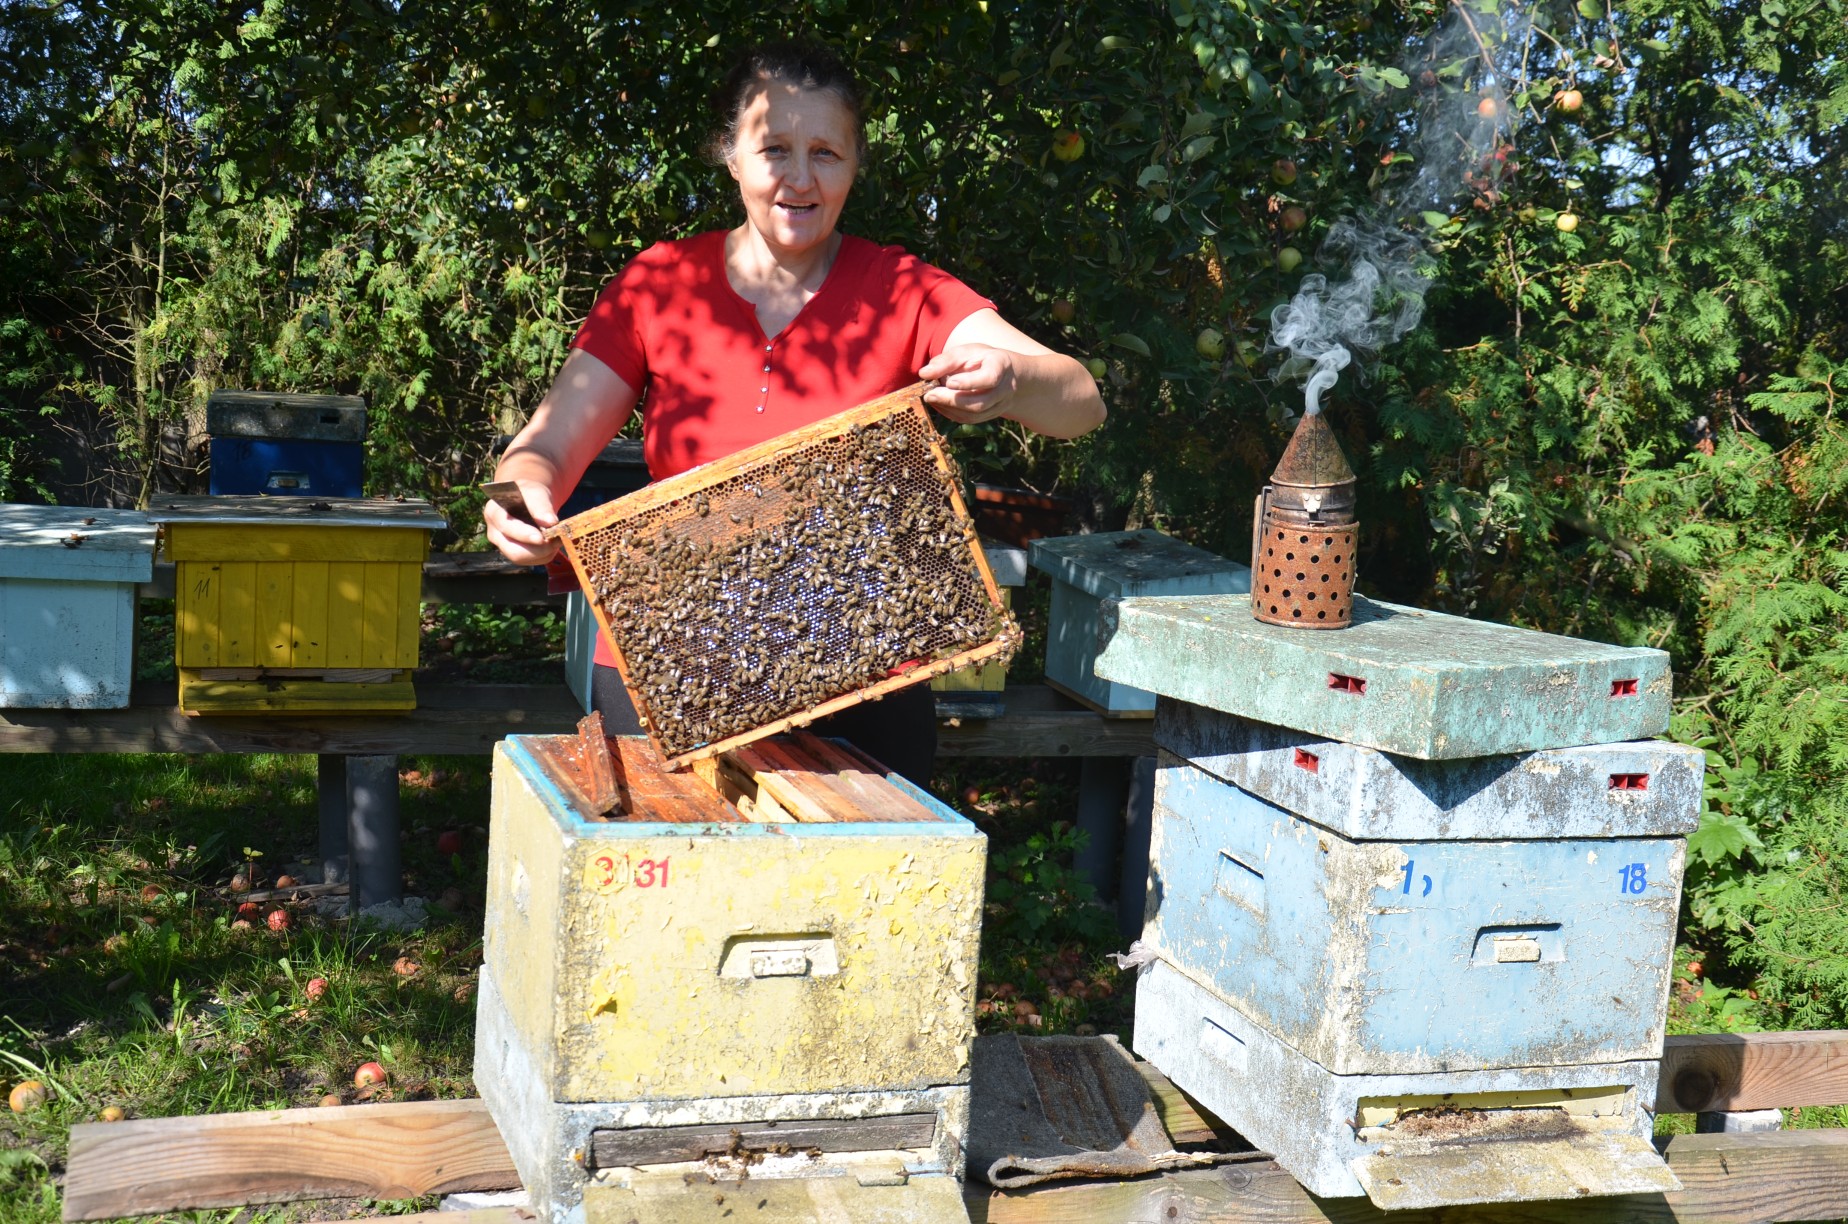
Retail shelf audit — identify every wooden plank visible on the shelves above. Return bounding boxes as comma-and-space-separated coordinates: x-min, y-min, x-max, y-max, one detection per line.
1657, 1030, 1848, 1113
179, 672, 416, 714
221, 560, 257, 667
614, 737, 740, 823
327, 560, 366, 667
937, 685, 1158, 758
728, 744, 839, 822
255, 561, 294, 669
968, 1129, 1848, 1224
587, 1113, 937, 1169
746, 738, 870, 823
174, 561, 219, 668
396, 559, 425, 666
163, 523, 427, 563
0, 682, 584, 755
60, 1098, 519, 1221
1134, 1059, 1237, 1150
788, 731, 934, 822
0, 684, 1146, 759
361, 561, 398, 668
293, 560, 329, 668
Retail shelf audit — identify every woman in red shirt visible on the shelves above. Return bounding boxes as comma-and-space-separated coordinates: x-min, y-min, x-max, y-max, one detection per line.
487, 40, 1104, 782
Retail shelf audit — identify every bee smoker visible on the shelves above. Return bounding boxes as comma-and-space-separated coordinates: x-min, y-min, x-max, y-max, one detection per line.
1251, 410, 1358, 628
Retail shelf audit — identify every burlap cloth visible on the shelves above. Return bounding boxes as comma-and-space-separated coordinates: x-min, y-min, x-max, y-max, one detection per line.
967, 1033, 1248, 1189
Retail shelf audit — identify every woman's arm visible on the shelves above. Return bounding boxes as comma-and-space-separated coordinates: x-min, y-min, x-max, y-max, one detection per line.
918, 309, 1106, 439
486, 348, 641, 566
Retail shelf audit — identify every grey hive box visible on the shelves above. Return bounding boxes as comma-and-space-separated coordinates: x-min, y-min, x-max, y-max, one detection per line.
0, 504, 157, 709
1093, 593, 1669, 757
1029, 529, 1249, 716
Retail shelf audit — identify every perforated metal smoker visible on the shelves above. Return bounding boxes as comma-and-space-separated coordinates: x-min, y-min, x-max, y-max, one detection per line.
548, 383, 1021, 768
1251, 410, 1358, 629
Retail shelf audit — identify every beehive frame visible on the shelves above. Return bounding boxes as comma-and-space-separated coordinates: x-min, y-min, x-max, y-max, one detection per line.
548, 383, 1019, 769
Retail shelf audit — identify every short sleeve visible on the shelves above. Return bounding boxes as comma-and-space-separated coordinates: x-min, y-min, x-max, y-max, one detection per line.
569, 253, 657, 391
886, 250, 997, 368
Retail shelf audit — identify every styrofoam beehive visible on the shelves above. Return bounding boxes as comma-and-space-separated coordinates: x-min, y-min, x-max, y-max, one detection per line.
0, 504, 157, 709
477, 729, 984, 1221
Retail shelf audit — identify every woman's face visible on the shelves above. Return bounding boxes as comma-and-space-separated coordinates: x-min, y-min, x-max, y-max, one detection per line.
726, 81, 859, 259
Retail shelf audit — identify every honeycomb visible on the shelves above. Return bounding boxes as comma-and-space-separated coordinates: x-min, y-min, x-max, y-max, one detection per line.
553, 391, 1020, 763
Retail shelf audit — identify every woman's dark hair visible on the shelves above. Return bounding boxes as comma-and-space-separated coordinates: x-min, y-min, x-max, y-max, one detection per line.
708, 40, 867, 165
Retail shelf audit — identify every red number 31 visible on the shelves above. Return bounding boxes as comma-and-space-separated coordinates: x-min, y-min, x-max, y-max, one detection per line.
634, 858, 670, 888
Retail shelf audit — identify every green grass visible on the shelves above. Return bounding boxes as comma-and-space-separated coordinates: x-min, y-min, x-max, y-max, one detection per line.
0, 744, 1129, 1223
0, 752, 494, 1222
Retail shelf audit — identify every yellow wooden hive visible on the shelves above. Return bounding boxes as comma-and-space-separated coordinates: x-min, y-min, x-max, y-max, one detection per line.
148, 496, 445, 714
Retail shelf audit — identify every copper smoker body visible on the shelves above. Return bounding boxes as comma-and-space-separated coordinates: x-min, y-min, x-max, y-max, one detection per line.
1252, 412, 1358, 629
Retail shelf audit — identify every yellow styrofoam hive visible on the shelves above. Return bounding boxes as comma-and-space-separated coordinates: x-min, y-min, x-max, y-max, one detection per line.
149, 496, 444, 713
475, 730, 984, 1219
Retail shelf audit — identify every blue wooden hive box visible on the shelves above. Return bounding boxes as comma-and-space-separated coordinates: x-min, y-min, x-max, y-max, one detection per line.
1028, 529, 1249, 716
1096, 592, 1698, 1208
207, 391, 366, 498
0, 504, 156, 709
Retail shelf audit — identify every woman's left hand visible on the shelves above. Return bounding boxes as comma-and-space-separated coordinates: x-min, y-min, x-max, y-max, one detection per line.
919, 344, 1017, 424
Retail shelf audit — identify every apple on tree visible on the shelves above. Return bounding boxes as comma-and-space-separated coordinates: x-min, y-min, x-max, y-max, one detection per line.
1277, 246, 1304, 273
1195, 328, 1226, 361
1270, 158, 1297, 186
1050, 129, 1085, 162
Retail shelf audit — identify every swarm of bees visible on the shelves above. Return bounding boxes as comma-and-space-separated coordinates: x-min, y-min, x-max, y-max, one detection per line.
577, 414, 1020, 758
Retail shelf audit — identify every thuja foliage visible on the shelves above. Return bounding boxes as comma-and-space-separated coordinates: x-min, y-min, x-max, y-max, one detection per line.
3, 0, 1848, 1020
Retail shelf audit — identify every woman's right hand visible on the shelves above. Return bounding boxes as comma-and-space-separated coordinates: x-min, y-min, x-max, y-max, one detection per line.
485, 479, 562, 567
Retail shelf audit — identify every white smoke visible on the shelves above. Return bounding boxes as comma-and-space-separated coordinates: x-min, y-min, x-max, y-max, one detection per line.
1270, 217, 1431, 415
1269, 1, 1525, 416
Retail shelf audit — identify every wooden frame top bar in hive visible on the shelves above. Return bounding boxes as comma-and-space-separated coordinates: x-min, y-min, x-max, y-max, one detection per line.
548, 383, 1020, 768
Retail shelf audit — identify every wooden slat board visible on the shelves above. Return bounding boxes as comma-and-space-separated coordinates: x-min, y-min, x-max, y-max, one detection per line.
587, 1113, 938, 1168
55, 1031, 1848, 1224
966, 1129, 1848, 1224
1656, 1029, 1848, 1113
0, 683, 1153, 758
612, 737, 740, 823
789, 731, 935, 822
61, 1098, 519, 1221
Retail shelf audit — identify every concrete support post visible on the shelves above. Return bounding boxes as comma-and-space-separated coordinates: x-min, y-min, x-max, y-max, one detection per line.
1117, 755, 1157, 941
1074, 756, 1130, 904
316, 754, 349, 885
346, 755, 401, 912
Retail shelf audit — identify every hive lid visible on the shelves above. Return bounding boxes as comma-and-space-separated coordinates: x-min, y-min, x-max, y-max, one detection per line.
1094, 593, 1670, 759
146, 495, 445, 530
0, 504, 157, 583
1029, 529, 1251, 600
1352, 1128, 1679, 1210
206, 391, 366, 442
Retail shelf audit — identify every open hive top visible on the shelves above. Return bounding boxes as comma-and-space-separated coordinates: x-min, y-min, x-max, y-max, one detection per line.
551, 384, 1020, 767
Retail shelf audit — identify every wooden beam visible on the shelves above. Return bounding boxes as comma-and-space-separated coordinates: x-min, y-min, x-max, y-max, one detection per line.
968, 1129, 1848, 1224
0, 684, 1148, 758
936, 685, 1157, 758
588, 1113, 937, 1169
1657, 1030, 1848, 1113
61, 1098, 519, 1221
0, 682, 583, 756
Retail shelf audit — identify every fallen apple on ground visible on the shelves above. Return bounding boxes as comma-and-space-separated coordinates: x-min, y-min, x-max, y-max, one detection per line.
354, 1062, 388, 1088
9, 1081, 48, 1112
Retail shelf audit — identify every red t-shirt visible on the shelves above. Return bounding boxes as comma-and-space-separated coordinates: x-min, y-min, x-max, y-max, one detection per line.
565, 230, 995, 664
